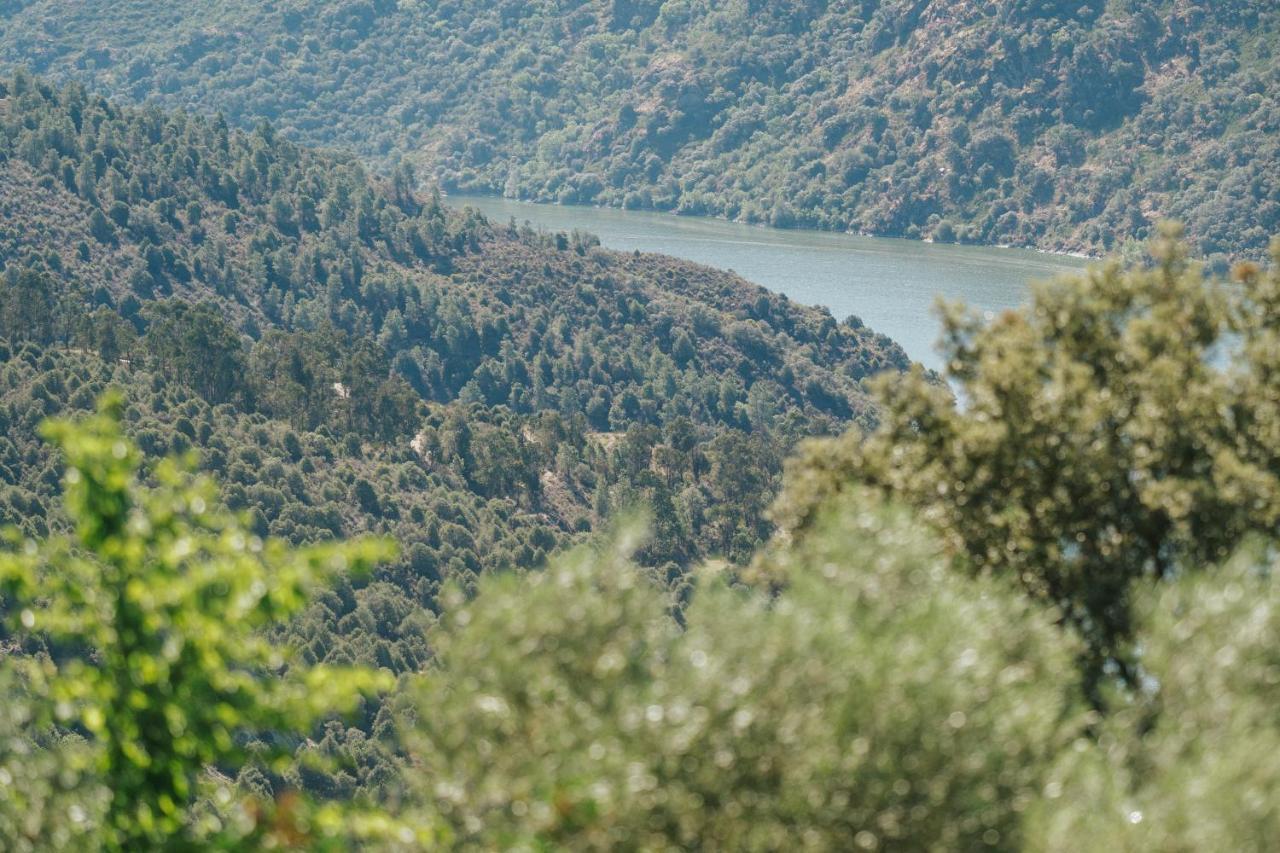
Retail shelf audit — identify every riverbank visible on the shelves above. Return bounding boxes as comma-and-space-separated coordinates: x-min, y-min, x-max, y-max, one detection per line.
447, 194, 1087, 371
449, 192, 1104, 264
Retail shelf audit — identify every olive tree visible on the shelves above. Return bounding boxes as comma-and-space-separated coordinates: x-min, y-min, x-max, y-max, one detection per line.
1029, 544, 1280, 852
406, 499, 1079, 850
774, 226, 1280, 699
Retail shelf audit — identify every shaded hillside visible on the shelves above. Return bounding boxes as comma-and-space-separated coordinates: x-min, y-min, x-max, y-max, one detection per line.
0, 1, 1275, 258
0, 76, 906, 685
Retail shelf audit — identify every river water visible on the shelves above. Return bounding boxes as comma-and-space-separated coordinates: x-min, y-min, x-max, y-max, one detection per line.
450, 195, 1090, 370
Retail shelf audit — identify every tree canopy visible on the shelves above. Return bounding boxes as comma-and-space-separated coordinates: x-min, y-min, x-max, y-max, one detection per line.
0, 53, 1278, 849
774, 226, 1280, 699
0, 395, 401, 850
0, 1, 1275, 257
406, 498, 1078, 850
4, 235, 1280, 851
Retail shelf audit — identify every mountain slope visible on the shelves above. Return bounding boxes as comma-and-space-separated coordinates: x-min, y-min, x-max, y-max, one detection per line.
0, 75, 906, 686
0, 73, 912, 795
0, 1, 1275, 258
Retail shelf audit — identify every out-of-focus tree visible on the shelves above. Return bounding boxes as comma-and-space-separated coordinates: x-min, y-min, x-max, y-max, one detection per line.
1029, 543, 1280, 852
773, 226, 1280, 700
0, 395, 404, 850
404, 501, 1079, 849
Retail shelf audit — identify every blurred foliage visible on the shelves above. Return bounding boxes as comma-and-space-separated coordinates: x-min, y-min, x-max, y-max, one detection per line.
0, 1, 1275, 257
0, 396, 400, 850
1028, 542, 1280, 852
0, 72, 907, 812
774, 226, 1280, 700
0, 40, 1275, 850
404, 496, 1079, 850
9, 381, 1280, 850
0, 668, 106, 853
396, 234, 1280, 850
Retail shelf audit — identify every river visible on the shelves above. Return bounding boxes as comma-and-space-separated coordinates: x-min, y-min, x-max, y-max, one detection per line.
449, 194, 1090, 370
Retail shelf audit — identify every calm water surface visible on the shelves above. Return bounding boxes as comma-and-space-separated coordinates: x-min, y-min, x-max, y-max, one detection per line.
450, 195, 1090, 370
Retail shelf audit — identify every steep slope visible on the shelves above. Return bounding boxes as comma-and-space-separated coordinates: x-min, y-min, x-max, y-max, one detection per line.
0, 75, 906, 685
0, 1, 1274, 258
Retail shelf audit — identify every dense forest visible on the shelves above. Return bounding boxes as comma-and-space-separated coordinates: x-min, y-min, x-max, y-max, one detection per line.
0, 72, 907, 688
0, 1, 1276, 258
0, 4, 1279, 847
7, 229, 1280, 849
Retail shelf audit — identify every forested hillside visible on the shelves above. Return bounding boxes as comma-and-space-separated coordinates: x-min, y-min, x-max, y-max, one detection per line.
0, 73, 905, 682
2, 37, 1280, 849
0, 1, 1275, 258
9, 234, 1280, 850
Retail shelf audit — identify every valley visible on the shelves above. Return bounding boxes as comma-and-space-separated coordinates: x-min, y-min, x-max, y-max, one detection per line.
451, 193, 1087, 368
0, 2, 1277, 848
